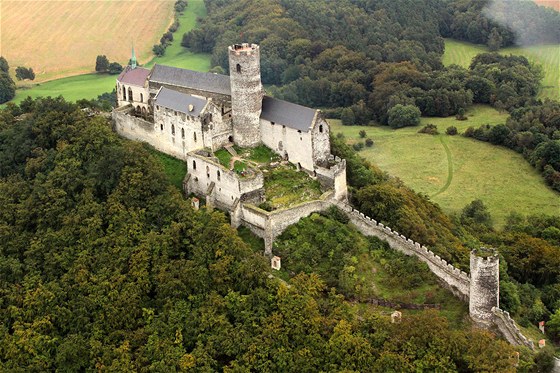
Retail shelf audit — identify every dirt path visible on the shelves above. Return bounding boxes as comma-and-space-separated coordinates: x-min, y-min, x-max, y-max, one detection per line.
432, 135, 454, 198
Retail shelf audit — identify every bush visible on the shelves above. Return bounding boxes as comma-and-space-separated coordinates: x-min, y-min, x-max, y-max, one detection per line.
341, 107, 355, 125
108, 62, 123, 75
174, 0, 188, 13
352, 142, 364, 151
153, 44, 166, 57
387, 104, 421, 128
15, 66, 35, 81
95, 55, 109, 72
359, 130, 366, 138
365, 138, 374, 147
446, 126, 458, 135
418, 124, 438, 135
455, 107, 467, 121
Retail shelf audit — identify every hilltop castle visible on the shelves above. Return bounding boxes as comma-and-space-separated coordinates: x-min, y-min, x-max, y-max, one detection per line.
113, 43, 347, 253
112, 43, 533, 351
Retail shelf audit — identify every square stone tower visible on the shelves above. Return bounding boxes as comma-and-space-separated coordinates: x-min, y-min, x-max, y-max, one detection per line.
228, 43, 264, 147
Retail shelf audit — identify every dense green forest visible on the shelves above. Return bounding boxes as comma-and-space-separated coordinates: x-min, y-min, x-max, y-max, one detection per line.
5, 98, 556, 371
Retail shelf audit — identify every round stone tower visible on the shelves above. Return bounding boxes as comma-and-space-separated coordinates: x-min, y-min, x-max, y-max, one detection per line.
228, 43, 263, 147
469, 248, 500, 326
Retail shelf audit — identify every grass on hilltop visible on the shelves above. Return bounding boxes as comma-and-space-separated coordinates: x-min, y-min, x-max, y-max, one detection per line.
329, 105, 560, 227
144, 145, 187, 191
443, 38, 559, 100
6, 0, 211, 106
262, 165, 323, 210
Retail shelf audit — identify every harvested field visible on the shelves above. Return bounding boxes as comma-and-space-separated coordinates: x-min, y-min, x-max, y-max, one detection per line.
533, 0, 560, 11
1, 0, 174, 82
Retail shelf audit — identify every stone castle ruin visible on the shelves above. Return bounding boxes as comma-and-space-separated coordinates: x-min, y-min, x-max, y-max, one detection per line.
112, 43, 533, 350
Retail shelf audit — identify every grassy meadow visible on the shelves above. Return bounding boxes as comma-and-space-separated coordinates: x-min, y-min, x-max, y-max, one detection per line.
6, 0, 211, 106
1, 0, 174, 83
443, 39, 559, 100
330, 105, 560, 227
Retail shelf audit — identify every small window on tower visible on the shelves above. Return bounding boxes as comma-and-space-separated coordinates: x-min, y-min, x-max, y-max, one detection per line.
193, 160, 197, 170
319, 124, 324, 133
236, 64, 241, 73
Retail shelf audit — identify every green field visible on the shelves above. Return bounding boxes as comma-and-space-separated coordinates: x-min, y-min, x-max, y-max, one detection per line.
5, 0, 211, 106
330, 105, 560, 227
443, 38, 560, 100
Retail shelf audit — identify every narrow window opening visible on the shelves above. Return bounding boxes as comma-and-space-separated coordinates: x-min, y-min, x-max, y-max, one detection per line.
128, 87, 133, 102
193, 160, 197, 170
140, 93, 144, 103
172, 124, 175, 136
217, 170, 221, 181
236, 63, 241, 73
181, 128, 185, 139
160, 123, 164, 131
194, 132, 197, 142
206, 166, 210, 178
122, 86, 126, 100
319, 124, 324, 133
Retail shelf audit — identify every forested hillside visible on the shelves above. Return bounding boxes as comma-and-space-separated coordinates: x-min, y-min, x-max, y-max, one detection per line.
1, 98, 541, 371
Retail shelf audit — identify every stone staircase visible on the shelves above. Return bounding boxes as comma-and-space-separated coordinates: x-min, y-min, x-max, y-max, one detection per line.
225, 144, 238, 157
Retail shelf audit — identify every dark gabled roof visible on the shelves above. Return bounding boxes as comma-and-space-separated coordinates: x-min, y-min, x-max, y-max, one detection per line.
117, 66, 150, 86
154, 87, 207, 117
260, 96, 317, 133
149, 64, 231, 95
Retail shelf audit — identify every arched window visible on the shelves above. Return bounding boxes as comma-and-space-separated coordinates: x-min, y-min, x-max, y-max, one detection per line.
236, 64, 241, 73
181, 128, 185, 139
171, 124, 175, 135
122, 86, 126, 100
192, 160, 197, 170
193, 132, 197, 142
128, 87, 133, 102
319, 124, 323, 133
140, 93, 144, 103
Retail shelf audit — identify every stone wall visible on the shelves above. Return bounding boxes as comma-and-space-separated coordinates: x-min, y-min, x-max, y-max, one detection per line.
153, 105, 205, 159
260, 118, 315, 170
238, 191, 334, 254
315, 156, 347, 201
186, 152, 264, 209
333, 200, 470, 301
492, 307, 534, 349
113, 106, 156, 145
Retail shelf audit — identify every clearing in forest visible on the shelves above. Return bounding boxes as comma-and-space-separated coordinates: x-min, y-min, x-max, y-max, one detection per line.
0, 0, 174, 83
443, 39, 560, 100
330, 105, 560, 227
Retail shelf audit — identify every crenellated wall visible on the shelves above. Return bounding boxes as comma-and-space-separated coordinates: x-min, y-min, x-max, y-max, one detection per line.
333, 200, 470, 300
492, 307, 534, 349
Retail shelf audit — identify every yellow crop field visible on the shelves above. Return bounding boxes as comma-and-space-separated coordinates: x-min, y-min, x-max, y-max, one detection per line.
1, 0, 175, 82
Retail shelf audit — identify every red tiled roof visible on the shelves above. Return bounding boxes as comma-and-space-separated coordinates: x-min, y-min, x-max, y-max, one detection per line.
117, 66, 150, 87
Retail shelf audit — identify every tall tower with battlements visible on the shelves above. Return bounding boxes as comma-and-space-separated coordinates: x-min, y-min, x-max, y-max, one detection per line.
228, 43, 263, 147
469, 248, 500, 326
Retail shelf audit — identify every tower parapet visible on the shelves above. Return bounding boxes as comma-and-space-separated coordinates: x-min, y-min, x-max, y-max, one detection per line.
469, 248, 500, 325
228, 43, 263, 147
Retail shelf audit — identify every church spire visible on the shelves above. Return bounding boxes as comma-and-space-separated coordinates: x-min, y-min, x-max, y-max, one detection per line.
131, 44, 137, 69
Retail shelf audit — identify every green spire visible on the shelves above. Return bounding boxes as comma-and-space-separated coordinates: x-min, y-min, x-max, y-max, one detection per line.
131, 44, 137, 69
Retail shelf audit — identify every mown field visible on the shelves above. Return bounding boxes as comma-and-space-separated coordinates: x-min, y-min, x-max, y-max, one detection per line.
1, 0, 174, 83
443, 39, 559, 100
5, 0, 211, 106
329, 105, 560, 227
